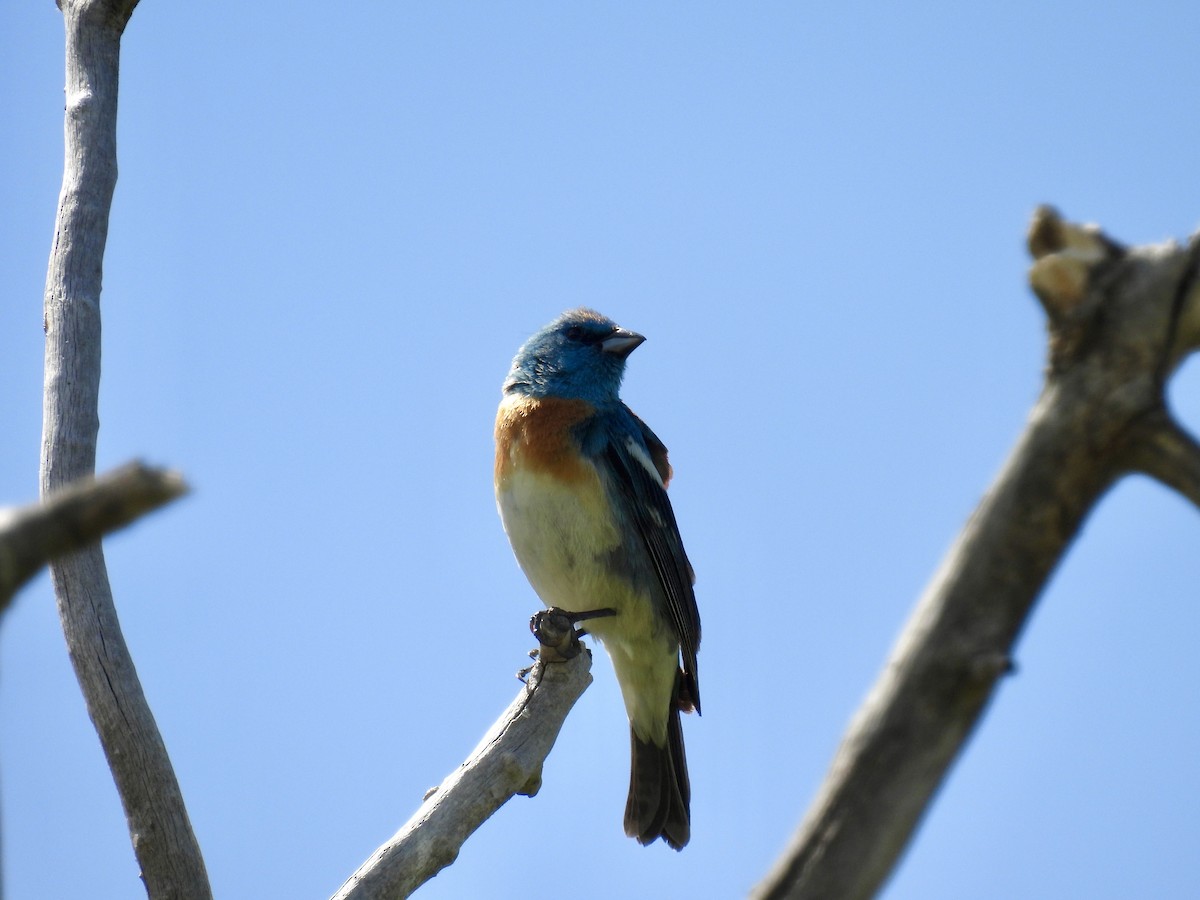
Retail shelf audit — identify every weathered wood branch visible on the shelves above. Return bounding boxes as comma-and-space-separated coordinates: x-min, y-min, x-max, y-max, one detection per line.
1123, 408, 1200, 510
333, 635, 593, 900
0, 462, 186, 612
40, 2, 212, 898
752, 207, 1200, 900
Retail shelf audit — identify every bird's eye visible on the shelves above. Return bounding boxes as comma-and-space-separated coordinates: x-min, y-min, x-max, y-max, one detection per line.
565, 325, 584, 341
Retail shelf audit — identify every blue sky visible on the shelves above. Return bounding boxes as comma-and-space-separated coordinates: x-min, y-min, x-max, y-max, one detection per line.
3, 3, 1200, 898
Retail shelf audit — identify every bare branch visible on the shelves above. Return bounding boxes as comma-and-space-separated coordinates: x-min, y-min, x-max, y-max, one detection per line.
0, 462, 186, 610
333, 648, 593, 900
1123, 409, 1200, 510
1163, 233, 1200, 363
753, 208, 1200, 900
40, 2, 211, 897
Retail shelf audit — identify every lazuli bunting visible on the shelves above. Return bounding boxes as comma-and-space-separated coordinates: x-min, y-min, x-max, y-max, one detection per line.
494, 308, 701, 850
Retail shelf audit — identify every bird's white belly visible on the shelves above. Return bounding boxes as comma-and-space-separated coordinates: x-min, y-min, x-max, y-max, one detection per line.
497, 468, 623, 613
497, 467, 678, 742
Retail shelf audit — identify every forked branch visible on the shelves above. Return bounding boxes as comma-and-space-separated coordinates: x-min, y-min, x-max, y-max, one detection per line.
753, 208, 1200, 900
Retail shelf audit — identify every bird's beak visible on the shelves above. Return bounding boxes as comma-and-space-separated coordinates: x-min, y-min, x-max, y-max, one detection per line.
601, 327, 646, 358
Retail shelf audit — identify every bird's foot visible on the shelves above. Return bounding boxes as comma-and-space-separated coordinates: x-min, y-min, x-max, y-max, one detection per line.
528, 606, 616, 663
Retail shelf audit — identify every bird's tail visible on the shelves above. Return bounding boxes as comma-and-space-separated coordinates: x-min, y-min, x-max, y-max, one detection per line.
623, 687, 691, 850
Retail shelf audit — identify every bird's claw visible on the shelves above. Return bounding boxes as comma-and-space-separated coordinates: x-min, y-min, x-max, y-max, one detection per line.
528, 606, 616, 662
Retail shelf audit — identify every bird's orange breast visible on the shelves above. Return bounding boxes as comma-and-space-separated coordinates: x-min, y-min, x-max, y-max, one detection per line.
495, 395, 596, 487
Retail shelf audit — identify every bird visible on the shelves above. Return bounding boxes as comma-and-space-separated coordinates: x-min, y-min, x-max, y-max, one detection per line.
494, 307, 701, 850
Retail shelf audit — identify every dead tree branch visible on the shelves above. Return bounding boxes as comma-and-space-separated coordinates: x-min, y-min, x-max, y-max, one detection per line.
333, 626, 594, 900
0, 462, 186, 613
1122, 407, 1200, 510
753, 207, 1200, 900
40, 2, 212, 897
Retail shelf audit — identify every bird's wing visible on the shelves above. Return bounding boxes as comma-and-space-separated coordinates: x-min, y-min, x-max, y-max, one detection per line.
590, 406, 702, 711
626, 409, 673, 487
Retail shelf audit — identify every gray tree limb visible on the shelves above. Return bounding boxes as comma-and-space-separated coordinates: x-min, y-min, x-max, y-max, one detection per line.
0, 462, 186, 613
1122, 408, 1200, 510
40, 2, 212, 897
332, 632, 593, 900
752, 207, 1200, 900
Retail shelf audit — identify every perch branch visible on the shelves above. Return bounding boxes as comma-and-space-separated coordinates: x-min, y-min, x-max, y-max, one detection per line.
332, 634, 593, 900
0, 462, 186, 612
40, 2, 211, 897
753, 208, 1200, 900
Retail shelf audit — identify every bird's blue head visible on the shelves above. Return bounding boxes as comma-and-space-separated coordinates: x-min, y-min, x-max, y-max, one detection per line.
503, 308, 645, 405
